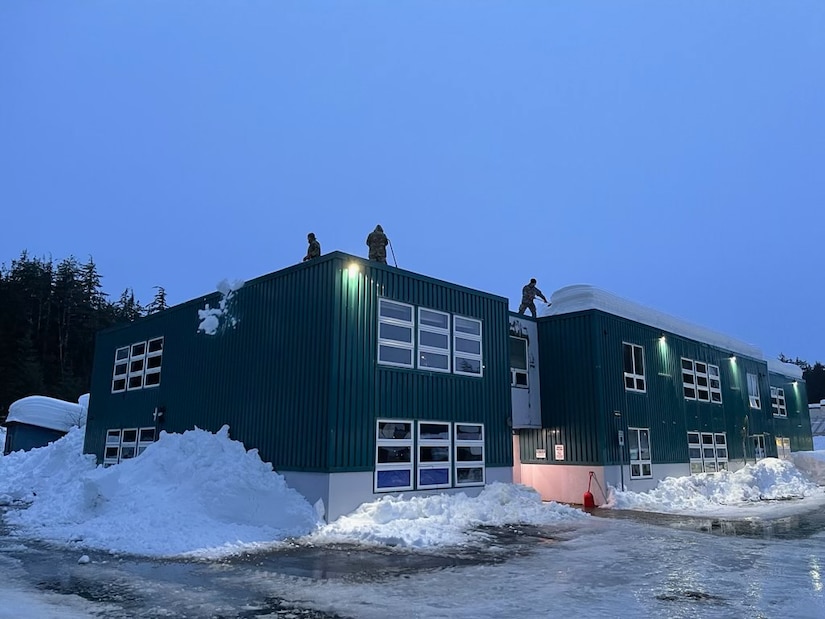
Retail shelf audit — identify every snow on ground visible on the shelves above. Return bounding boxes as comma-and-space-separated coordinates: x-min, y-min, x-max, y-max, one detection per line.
0, 426, 584, 558
607, 457, 825, 518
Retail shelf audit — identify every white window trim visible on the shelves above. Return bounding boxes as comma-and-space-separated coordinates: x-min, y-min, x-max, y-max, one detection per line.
374, 419, 414, 492
113, 338, 164, 393
623, 342, 646, 393
771, 386, 787, 418
681, 358, 697, 400
417, 421, 452, 490
417, 307, 451, 373
510, 336, 529, 388
454, 422, 485, 487
144, 337, 164, 388
628, 427, 652, 479
695, 361, 710, 402
747, 373, 761, 409
377, 299, 415, 369
708, 364, 723, 403
111, 347, 129, 393
453, 316, 483, 378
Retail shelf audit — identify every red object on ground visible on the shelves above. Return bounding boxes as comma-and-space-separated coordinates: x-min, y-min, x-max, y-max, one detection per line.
583, 471, 596, 508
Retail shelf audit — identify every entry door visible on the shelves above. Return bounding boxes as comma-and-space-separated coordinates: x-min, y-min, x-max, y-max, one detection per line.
752, 434, 766, 460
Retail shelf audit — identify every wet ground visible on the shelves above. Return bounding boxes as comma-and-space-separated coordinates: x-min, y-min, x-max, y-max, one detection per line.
3, 505, 825, 618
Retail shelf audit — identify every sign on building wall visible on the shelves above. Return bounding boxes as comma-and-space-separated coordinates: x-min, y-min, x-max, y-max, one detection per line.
535, 448, 547, 459
554, 444, 565, 461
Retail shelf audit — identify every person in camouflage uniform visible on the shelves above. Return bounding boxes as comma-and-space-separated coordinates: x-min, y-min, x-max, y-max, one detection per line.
303, 232, 321, 261
518, 278, 549, 317
366, 225, 389, 263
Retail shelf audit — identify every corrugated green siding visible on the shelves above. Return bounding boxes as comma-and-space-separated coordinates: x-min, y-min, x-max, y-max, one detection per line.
330, 256, 512, 470
86, 252, 512, 473
86, 259, 338, 471
522, 308, 799, 467
769, 372, 814, 452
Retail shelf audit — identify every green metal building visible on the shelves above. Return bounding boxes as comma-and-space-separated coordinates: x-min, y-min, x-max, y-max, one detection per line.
513, 285, 813, 505
84, 252, 513, 520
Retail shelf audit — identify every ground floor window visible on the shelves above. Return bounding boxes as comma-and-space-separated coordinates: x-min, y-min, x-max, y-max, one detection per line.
775, 436, 791, 460
375, 419, 484, 492
688, 431, 728, 473
104, 426, 156, 465
628, 427, 651, 479
752, 434, 766, 460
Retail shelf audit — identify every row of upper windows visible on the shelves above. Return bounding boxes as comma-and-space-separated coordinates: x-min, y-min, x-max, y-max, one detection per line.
622, 342, 787, 416
112, 337, 164, 393
378, 299, 483, 377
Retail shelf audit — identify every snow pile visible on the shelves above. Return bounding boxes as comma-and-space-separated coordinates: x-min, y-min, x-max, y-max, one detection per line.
197, 278, 244, 335
790, 448, 825, 484
312, 483, 588, 548
7, 395, 85, 433
608, 458, 821, 514
0, 425, 6, 450
0, 427, 96, 503
2, 425, 321, 557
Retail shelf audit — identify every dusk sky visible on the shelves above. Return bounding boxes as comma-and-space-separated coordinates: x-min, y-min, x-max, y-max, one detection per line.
1, 2, 823, 363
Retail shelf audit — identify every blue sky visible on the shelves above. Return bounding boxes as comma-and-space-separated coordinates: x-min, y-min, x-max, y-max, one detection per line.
1, 2, 823, 363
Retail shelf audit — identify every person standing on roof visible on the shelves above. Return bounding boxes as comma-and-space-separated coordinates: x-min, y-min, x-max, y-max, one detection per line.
518, 278, 550, 317
366, 225, 389, 263
303, 232, 321, 262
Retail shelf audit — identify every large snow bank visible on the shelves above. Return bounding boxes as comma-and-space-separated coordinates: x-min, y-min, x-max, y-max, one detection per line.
790, 449, 825, 484
546, 285, 763, 359
608, 458, 822, 516
7, 395, 85, 433
311, 482, 588, 548
1, 425, 321, 557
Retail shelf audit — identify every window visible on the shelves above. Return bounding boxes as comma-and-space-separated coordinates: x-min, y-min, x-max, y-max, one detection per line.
378, 300, 414, 368
708, 365, 722, 403
417, 308, 450, 372
111, 347, 129, 393
775, 436, 791, 459
375, 420, 414, 492
417, 422, 452, 489
377, 299, 482, 378
681, 358, 721, 403
752, 434, 766, 460
623, 343, 646, 392
510, 336, 528, 388
455, 423, 485, 486
771, 386, 787, 417
688, 431, 728, 473
112, 338, 164, 393
747, 373, 761, 409
454, 316, 483, 377
103, 427, 157, 465
628, 428, 651, 478
682, 358, 696, 400
375, 420, 484, 492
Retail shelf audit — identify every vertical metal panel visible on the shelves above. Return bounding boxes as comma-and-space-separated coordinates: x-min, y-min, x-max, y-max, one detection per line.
86, 252, 512, 473
329, 257, 512, 470
769, 372, 814, 452
523, 308, 787, 468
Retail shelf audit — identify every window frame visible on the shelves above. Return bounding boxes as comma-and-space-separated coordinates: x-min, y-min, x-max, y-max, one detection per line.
417, 307, 451, 373
622, 342, 646, 393
771, 386, 787, 418
416, 421, 452, 490
453, 316, 483, 378
747, 373, 761, 409
454, 422, 485, 487
377, 299, 415, 369
510, 336, 528, 388
628, 427, 652, 479
374, 419, 414, 492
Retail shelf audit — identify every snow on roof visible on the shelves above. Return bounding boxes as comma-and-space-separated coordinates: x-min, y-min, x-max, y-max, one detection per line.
766, 358, 804, 380
7, 396, 85, 433
546, 285, 764, 360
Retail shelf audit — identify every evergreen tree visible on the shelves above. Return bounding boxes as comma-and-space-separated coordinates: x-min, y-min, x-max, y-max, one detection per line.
146, 286, 168, 314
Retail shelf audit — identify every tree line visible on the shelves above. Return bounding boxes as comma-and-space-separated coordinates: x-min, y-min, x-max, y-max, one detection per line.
0, 251, 167, 423
778, 354, 825, 405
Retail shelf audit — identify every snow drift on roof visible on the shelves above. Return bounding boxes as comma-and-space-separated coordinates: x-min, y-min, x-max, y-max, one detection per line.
545, 285, 764, 360
7, 396, 85, 433
766, 358, 804, 380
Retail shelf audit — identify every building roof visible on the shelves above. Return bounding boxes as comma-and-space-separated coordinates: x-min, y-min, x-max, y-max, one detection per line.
546, 285, 764, 360
7, 395, 87, 433
766, 358, 804, 380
